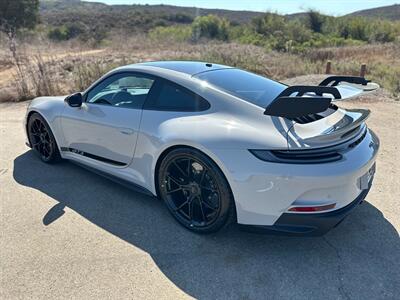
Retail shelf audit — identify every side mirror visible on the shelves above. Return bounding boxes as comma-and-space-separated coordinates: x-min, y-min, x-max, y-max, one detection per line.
65, 93, 83, 107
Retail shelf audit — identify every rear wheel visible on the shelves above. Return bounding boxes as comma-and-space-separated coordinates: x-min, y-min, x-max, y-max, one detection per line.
158, 148, 234, 233
28, 113, 61, 163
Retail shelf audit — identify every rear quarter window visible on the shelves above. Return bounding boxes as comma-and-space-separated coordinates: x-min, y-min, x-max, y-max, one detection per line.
194, 68, 286, 108
144, 80, 210, 112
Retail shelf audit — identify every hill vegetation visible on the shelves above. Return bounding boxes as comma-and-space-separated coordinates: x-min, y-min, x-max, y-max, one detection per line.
39, 0, 263, 29
38, 1, 400, 52
0, 0, 399, 102
348, 4, 400, 21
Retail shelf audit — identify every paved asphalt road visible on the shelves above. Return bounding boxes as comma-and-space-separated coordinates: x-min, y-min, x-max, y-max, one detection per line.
1, 101, 399, 299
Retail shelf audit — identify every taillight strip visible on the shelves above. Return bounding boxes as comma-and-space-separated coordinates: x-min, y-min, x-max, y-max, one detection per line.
288, 203, 336, 212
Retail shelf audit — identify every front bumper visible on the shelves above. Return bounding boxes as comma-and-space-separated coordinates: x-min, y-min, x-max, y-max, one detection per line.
239, 180, 372, 236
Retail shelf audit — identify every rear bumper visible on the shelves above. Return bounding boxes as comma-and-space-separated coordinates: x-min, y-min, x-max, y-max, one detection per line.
211, 128, 379, 227
239, 180, 372, 236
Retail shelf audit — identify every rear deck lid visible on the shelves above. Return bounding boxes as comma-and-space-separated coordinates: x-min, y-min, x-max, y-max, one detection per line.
287, 108, 369, 149
278, 76, 378, 149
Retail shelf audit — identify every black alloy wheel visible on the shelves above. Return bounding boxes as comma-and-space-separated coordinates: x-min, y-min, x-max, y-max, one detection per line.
158, 148, 234, 233
28, 113, 61, 163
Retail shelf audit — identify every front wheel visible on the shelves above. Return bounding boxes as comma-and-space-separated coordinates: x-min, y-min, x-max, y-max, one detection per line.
158, 148, 235, 233
28, 113, 61, 163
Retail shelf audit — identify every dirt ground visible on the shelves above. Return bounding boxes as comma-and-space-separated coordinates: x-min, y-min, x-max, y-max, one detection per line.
0, 93, 399, 299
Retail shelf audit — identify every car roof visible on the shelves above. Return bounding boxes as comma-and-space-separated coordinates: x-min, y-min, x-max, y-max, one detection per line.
127, 61, 232, 76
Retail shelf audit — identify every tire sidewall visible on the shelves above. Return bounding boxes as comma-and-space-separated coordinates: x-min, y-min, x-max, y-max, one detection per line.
28, 113, 61, 163
158, 148, 234, 233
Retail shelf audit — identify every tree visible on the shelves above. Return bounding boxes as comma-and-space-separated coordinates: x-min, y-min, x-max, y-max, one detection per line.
0, 0, 39, 40
0, 0, 39, 98
307, 10, 326, 33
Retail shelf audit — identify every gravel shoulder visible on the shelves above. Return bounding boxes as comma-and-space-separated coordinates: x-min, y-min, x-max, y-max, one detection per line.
0, 94, 399, 299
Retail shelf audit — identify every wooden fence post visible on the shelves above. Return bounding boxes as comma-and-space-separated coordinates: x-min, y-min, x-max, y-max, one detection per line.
325, 61, 331, 74
360, 64, 367, 77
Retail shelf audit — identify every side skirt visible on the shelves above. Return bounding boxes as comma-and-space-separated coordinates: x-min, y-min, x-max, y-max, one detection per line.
61, 147, 127, 167
70, 160, 156, 198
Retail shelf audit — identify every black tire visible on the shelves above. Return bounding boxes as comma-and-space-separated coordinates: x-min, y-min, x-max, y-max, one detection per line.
157, 148, 235, 233
27, 113, 61, 164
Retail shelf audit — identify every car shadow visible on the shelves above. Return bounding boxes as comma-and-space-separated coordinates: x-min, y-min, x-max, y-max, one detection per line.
13, 151, 400, 299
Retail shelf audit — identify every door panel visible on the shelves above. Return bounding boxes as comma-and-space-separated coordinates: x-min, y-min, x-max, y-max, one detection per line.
61, 103, 142, 165
60, 72, 156, 166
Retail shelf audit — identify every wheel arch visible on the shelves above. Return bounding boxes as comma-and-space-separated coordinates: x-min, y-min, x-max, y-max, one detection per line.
26, 110, 62, 153
26, 110, 41, 146
153, 144, 237, 220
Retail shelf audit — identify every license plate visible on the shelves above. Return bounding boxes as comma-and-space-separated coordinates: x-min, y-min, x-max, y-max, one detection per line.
359, 163, 376, 190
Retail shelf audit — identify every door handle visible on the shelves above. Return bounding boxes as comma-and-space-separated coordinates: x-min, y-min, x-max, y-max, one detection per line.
118, 128, 134, 135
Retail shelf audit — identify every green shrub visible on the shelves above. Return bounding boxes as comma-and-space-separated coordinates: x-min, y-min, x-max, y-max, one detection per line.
321, 16, 399, 43
234, 31, 266, 47
251, 13, 286, 36
149, 25, 191, 42
191, 15, 230, 41
336, 17, 369, 40
241, 11, 400, 52
48, 23, 85, 41
48, 26, 69, 41
286, 21, 313, 44
368, 20, 398, 43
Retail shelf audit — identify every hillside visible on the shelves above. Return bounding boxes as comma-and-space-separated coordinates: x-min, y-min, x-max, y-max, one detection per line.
39, 0, 264, 30
347, 4, 400, 20
39, 1, 400, 33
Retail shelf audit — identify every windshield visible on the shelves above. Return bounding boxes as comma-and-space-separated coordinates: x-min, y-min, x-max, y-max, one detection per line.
194, 68, 287, 108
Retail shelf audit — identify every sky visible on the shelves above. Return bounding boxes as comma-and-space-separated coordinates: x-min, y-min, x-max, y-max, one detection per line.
85, 0, 399, 16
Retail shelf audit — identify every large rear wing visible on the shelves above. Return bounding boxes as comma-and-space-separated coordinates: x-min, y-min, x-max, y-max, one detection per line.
264, 76, 379, 118
319, 75, 370, 87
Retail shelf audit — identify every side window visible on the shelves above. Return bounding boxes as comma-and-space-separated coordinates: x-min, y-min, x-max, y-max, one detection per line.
146, 80, 210, 111
86, 73, 154, 109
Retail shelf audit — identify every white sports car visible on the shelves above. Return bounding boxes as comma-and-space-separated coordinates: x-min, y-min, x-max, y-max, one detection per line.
24, 61, 379, 235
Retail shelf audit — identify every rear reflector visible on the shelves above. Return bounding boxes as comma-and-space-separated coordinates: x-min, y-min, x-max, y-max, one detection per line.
288, 203, 336, 212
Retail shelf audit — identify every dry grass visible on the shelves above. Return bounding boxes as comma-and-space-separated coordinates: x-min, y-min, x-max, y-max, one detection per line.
0, 35, 399, 102
302, 43, 400, 97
